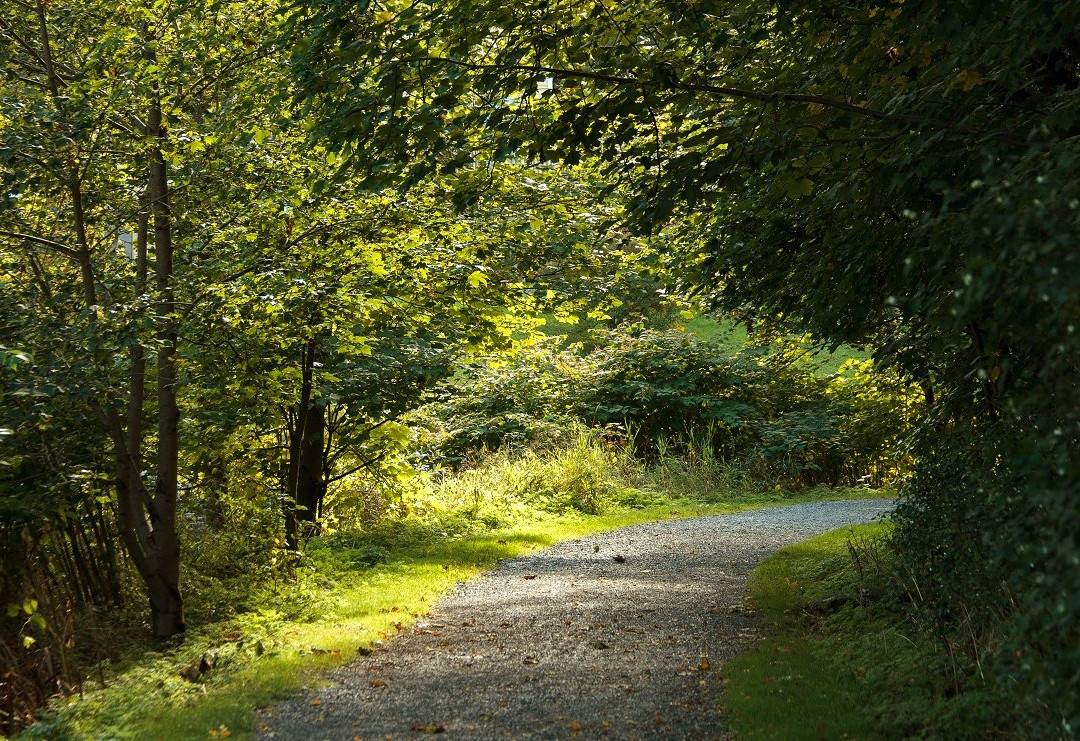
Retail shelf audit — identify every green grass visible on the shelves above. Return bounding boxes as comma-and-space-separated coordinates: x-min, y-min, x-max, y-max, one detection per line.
721, 522, 1013, 741
20, 489, 889, 741
723, 524, 896, 740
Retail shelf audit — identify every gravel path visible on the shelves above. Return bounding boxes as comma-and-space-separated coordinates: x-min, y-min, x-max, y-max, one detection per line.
258, 499, 893, 740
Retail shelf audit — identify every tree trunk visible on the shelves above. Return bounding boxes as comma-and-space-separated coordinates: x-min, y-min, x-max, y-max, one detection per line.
146, 79, 185, 639
29, 0, 185, 640
296, 402, 326, 534
284, 339, 327, 549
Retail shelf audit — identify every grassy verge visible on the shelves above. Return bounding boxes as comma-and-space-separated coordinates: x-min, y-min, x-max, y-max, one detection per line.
20, 488, 886, 740
722, 522, 1012, 740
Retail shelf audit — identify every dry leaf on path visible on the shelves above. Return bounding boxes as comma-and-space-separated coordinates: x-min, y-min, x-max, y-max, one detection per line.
411, 722, 447, 733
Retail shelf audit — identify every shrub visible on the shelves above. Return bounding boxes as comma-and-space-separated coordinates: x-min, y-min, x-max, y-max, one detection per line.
420, 327, 918, 489
893, 425, 1079, 734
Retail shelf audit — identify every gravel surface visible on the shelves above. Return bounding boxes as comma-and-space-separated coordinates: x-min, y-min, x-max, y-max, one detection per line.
258, 499, 893, 740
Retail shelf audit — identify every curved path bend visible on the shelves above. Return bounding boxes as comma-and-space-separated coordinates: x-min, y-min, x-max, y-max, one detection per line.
258, 499, 893, 740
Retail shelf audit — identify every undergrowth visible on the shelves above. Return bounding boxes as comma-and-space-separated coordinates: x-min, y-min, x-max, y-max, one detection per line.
17, 434, 887, 740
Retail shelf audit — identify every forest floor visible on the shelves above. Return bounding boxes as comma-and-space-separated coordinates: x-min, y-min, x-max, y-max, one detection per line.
256, 499, 893, 740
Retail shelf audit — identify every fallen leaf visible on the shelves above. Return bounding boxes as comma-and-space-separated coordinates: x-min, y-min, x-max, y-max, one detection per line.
568, 721, 584, 731
310, 698, 322, 706
612, 554, 626, 563
497, 539, 507, 545
411, 723, 446, 734
330, 648, 341, 659
699, 657, 711, 671
370, 678, 387, 688
523, 655, 540, 665
258, 723, 270, 732
522, 573, 538, 580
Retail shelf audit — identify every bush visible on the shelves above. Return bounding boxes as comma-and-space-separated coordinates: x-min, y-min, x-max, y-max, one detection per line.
414, 338, 580, 464
419, 327, 918, 489
893, 426, 1080, 735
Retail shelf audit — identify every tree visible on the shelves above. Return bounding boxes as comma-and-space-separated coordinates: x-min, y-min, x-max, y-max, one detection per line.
0, 0, 641, 647
292, 0, 1080, 728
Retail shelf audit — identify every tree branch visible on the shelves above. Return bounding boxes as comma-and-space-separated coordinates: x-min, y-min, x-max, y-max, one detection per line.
398, 57, 1031, 145
0, 230, 80, 259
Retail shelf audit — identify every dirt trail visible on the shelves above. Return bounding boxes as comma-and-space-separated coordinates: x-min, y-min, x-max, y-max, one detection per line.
258, 499, 893, 740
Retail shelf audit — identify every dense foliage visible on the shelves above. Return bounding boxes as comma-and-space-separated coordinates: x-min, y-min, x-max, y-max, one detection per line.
423, 328, 915, 488
1, 0, 1076, 735
0, 0, 641, 729
294, 0, 1080, 732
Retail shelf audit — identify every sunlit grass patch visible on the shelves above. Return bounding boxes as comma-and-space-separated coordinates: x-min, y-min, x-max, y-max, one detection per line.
723, 524, 895, 740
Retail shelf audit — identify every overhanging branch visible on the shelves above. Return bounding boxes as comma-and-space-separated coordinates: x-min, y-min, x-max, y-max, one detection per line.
397, 56, 1030, 146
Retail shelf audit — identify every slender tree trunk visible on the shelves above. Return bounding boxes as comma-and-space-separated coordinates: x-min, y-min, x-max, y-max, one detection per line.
31, 0, 184, 640
295, 402, 326, 534
35, 0, 96, 306
968, 322, 999, 425
284, 339, 317, 550
146, 80, 184, 639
